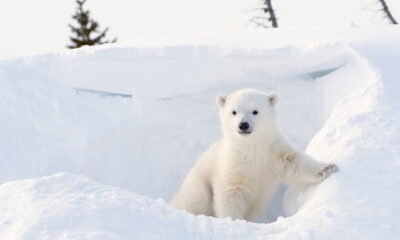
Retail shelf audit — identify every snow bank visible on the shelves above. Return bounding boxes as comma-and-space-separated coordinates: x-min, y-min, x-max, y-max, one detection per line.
0, 173, 286, 239
0, 30, 399, 239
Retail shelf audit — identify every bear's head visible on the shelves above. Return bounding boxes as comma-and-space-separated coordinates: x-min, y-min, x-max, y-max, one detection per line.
217, 89, 278, 142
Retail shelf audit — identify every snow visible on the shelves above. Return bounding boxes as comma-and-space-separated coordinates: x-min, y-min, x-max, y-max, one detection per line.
0, 27, 400, 239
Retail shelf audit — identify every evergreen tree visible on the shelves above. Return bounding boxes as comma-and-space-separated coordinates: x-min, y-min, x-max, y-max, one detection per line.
67, 0, 117, 49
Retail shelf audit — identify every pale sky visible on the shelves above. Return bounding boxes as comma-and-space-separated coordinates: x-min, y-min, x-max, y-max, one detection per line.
0, 0, 399, 59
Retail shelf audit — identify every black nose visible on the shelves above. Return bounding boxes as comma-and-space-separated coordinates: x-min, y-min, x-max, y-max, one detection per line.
239, 122, 249, 131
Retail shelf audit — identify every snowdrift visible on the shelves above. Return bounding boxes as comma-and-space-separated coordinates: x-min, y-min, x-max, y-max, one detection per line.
0, 29, 399, 239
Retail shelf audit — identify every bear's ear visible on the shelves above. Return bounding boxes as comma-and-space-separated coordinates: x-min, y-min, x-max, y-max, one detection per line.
268, 93, 278, 106
216, 95, 227, 107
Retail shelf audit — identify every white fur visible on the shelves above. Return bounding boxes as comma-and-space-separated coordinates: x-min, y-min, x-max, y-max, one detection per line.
171, 89, 337, 221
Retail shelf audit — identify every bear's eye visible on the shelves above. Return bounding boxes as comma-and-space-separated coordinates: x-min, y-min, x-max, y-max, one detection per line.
232, 111, 237, 115
252, 110, 258, 115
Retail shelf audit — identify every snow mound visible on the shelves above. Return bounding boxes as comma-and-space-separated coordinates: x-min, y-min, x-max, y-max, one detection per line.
0, 173, 297, 240
0, 31, 399, 239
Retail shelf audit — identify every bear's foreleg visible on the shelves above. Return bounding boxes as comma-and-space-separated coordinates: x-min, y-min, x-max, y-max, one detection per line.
282, 152, 337, 186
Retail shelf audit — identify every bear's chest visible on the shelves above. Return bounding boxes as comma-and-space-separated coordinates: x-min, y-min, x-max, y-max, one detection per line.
221, 148, 278, 182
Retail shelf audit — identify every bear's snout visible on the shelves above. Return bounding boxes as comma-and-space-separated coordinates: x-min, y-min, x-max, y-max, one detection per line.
238, 122, 251, 134
239, 122, 249, 131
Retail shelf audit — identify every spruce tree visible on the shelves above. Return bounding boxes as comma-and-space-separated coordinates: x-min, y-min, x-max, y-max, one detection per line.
67, 0, 117, 49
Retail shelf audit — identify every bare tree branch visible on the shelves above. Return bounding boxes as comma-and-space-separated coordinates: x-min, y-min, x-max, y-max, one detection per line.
251, 0, 278, 28
250, 17, 271, 28
377, 0, 398, 24
264, 0, 278, 28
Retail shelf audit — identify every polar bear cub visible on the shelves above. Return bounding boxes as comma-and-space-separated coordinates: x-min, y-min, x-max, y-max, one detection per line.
171, 89, 337, 221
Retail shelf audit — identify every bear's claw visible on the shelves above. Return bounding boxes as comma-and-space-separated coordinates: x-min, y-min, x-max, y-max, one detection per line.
317, 163, 338, 179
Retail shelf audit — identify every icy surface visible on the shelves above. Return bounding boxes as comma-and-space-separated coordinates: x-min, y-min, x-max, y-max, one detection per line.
0, 29, 399, 239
